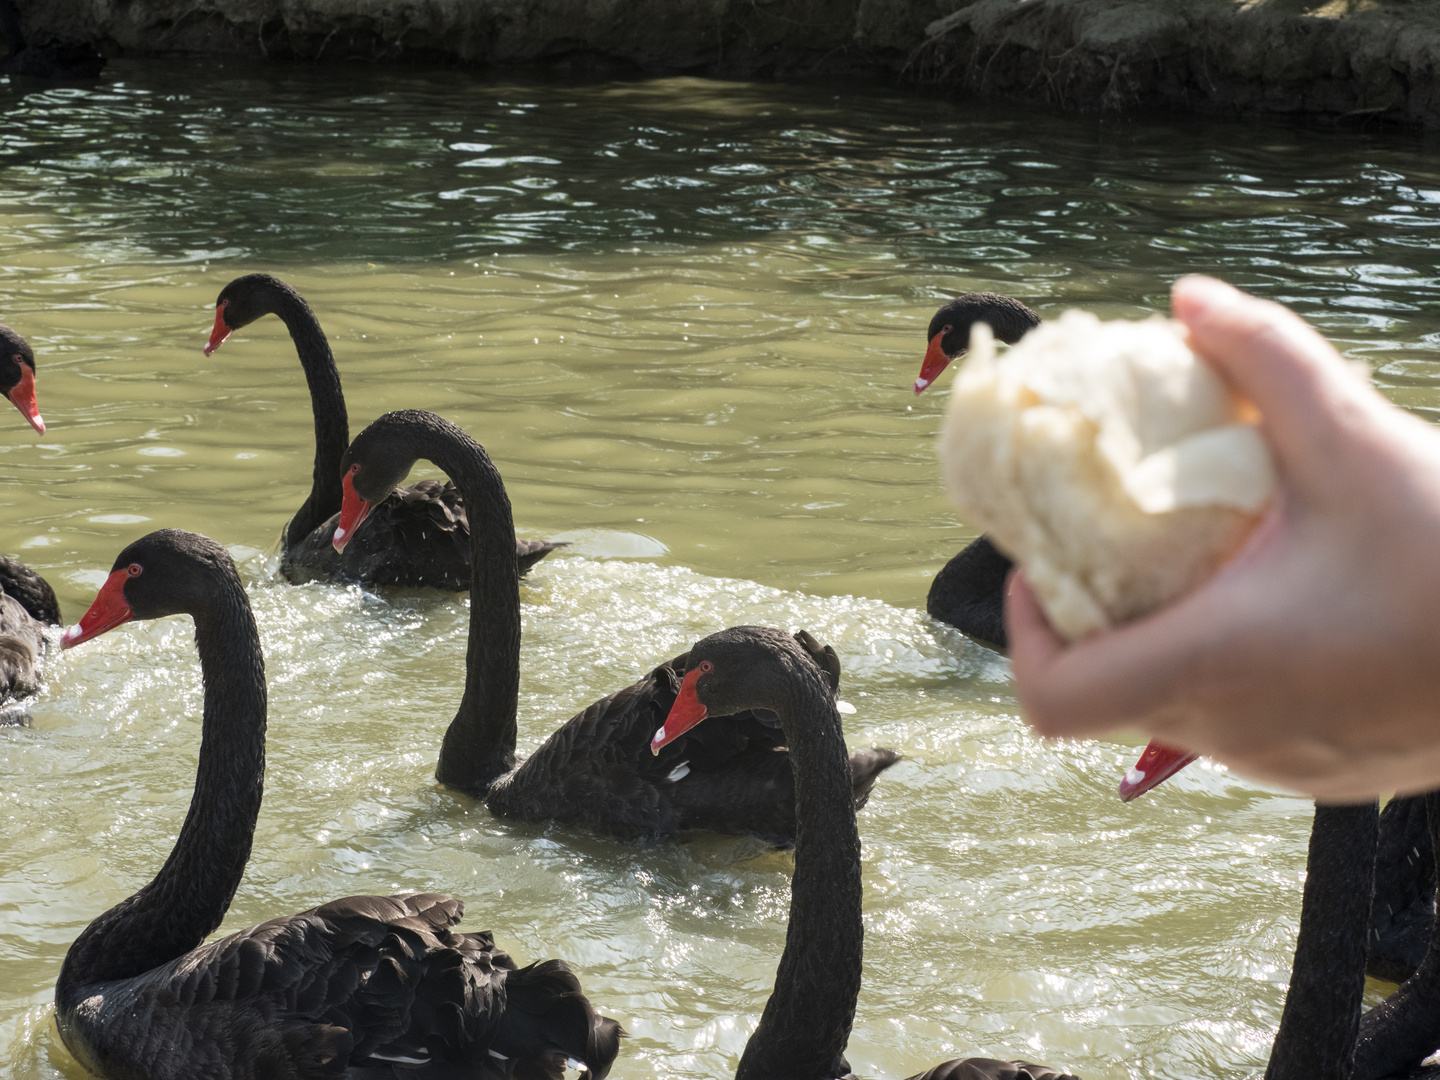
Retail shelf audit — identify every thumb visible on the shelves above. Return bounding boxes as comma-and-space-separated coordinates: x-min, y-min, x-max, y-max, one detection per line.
1171, 276, 1382, 486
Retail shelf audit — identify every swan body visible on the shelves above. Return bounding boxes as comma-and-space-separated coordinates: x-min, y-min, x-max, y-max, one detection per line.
203, 273, 562, 589
651, 626, 1081, 1080
483, 637, 900, 844
334, 410, 899, 842
56, 529, 621, 1080
60, 892, 609, 1080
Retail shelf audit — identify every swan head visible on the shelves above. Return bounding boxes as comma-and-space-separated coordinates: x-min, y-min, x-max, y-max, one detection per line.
651, 626, 835, 753
205, 273, 301, 355
333, 412, 427, 552
0, 324, 43, 433
1118, 740, 1199, 802
914, 292, 1041, 395
63, 530, 240, 648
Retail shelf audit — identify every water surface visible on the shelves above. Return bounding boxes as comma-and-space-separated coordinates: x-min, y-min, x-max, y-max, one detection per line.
2, 60, 1438, 1080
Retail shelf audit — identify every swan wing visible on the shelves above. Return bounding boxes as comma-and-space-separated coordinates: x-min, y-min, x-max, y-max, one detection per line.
488, 660, 687, 839
61, 893, 542, 1079
284, 484, 560, 589
0, 553, 60, 625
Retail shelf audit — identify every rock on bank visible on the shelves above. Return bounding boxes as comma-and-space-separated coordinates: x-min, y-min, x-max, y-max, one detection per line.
16, 0, 1440, 128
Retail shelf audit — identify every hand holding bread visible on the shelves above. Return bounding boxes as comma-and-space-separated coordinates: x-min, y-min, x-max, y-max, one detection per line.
991, 276, 1440, 801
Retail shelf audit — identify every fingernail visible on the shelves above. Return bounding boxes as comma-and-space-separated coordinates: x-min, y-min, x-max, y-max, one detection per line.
1172, 275, 1236, 320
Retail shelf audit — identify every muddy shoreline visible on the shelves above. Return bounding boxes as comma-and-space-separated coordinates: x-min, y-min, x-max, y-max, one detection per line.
17, 0, 1440, 129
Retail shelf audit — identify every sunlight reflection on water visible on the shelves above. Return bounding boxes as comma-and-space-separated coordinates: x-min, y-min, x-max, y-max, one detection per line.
4, 59, 1436, 1080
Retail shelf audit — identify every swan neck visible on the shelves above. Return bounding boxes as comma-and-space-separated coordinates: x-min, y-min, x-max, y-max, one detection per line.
57, 576, 267, 998
1263, 800, 1378, 1080
737, 671, 861, 1080
270, 288, 349, 547
392, 416, 520, 792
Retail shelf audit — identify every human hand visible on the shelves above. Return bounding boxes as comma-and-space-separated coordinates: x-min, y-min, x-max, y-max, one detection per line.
1007, 275, 1440, 802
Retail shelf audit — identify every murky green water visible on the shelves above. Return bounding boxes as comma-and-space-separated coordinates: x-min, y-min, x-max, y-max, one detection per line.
2, 59, 1439, 1080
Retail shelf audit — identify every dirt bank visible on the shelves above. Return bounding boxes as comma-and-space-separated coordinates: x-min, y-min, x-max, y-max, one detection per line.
16, 0, 1440, 129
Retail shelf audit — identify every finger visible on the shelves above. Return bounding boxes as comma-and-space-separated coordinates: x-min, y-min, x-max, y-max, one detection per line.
1004, 569, 1062, 663
1006, 569, 1179, 739
1171, 276, 1381, 479
1009, 569, 1228, 740
1009, 486, 1289, 743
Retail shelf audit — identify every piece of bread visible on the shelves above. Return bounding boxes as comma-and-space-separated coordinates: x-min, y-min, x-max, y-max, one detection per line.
939, 310, 1276, 640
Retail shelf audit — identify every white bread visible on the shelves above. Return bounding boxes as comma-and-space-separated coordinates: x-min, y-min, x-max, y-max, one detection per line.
939, 310, 1276, 639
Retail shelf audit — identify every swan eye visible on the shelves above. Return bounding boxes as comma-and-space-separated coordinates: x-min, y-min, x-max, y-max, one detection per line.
127, 563, 142, 577
943, 324, 953, 335
348, 464, 360, 476
697, 661, 713, 673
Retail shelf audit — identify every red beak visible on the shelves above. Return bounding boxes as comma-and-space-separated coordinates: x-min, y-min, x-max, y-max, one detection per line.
913, 330, 952, 395
651, 666, 708, 754
1118, 740, 1199, 802
6, 364, 43, 433
333, 469, 372, 553
62, 569, 134, 649
203, 303, 231, 356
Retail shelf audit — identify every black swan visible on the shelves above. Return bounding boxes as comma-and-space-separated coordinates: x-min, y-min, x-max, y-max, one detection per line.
0, 0, 104, 79
56, 529, 622, 1080
333, 409, 900, 842
0, 324, 58, 717
650, 625, 1081, 1080
911, 294, 1040, 644
1123, 742, 1440, 1079
202, 273, 563, 589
